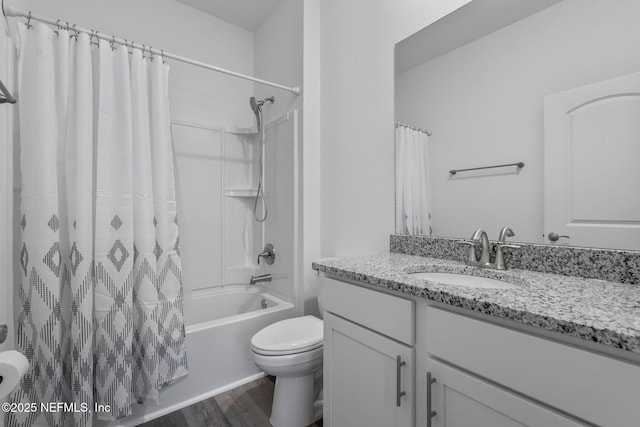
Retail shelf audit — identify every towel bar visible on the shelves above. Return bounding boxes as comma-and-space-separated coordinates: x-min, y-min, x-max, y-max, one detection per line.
450, 162, 524, 175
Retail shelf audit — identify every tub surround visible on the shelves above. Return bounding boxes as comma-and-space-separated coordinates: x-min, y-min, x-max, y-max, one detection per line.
390, 234, 640, 284
312, 252, 640, 355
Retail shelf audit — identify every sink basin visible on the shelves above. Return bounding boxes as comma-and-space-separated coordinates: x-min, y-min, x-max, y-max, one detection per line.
409, 272, 519, 289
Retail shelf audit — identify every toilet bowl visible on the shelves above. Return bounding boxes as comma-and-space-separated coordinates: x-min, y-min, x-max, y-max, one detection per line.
251, 315, 323, 427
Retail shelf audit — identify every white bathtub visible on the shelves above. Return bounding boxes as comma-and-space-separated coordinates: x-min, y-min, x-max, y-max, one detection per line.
96, 285, 295, 427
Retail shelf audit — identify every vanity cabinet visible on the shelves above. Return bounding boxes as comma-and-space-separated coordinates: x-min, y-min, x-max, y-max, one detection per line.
320, 274, 640, 427
424, 358, 581, 427
322, 276, 415, 427
421, 306, 640, 427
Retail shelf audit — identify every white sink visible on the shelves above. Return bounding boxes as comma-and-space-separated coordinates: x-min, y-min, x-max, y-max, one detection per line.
409, 272, 519, 289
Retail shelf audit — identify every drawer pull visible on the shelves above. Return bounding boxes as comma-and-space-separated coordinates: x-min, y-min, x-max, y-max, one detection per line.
427, 371, 437, 427
396, 355, 406, 407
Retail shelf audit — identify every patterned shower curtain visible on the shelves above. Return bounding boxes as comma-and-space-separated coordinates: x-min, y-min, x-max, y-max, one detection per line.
9, 22, 188, 427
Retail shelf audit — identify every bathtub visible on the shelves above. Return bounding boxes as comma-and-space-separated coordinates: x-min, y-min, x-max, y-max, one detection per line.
96, 285, 295, 427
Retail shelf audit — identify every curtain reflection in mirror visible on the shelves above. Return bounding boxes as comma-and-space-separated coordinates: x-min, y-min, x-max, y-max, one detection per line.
395, 123, 432, 236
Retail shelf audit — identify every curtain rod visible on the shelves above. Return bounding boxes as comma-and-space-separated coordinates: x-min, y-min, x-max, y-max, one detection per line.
2, 6, 301, 96
395, 121, 432, 136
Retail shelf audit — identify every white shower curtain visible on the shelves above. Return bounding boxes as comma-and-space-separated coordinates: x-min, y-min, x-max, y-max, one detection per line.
9, 22, 187, 427
395, 124, 432, 235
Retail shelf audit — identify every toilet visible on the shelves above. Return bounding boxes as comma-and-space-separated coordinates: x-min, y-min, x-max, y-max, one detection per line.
251, 315, 324, 427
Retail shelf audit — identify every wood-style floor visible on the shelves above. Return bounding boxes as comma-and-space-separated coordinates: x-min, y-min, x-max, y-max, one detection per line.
137, 376, 323, 427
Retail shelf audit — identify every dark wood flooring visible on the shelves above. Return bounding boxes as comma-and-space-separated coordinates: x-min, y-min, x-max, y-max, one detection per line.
137, 376, 323, 427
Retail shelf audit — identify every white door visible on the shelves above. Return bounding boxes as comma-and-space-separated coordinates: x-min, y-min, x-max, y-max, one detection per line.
544, 72, 640, 250
324, 312, 413, 427
425, 358, 584, 427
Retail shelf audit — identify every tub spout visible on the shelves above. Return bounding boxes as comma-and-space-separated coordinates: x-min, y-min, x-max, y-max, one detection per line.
250, 273, 272, 285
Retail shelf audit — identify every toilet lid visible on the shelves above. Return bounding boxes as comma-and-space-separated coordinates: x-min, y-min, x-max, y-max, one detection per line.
251, 315, 324, 355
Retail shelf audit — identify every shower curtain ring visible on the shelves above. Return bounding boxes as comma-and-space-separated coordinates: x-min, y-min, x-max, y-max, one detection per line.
72, 24, 79, 40
161, 49, 165, 63
26, 11, 32, 29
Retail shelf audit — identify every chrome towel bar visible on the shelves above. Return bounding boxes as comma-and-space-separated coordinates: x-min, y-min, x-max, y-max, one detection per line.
449, 161, 524, 175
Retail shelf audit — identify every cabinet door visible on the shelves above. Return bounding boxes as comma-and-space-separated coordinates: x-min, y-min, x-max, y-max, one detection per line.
425, 358, 585, 427
324, 312, 413, 427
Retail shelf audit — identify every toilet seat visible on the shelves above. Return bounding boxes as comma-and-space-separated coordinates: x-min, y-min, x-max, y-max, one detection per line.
251, 315, 323, 356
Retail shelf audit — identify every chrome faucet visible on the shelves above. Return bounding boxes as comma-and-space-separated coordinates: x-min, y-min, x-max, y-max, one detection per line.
250, 273, 272, 285
457, 227, 520, 270
457, 228, 491, 267
472, 228, 491, 266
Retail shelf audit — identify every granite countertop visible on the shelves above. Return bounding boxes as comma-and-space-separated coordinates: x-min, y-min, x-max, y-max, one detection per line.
312, 253, 640, 355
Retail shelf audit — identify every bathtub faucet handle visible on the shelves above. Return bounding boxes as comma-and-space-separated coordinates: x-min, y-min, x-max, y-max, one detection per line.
257, 243, 276, 265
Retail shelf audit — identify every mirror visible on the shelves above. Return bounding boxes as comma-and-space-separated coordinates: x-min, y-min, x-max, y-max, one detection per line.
394, 0, 640, 250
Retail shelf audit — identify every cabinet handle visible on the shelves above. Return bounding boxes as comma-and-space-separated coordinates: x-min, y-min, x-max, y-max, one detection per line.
396, 355, 406, 407
427, 371, 437, 427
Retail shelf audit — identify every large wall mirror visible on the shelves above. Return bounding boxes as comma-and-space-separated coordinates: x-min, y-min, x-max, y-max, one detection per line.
394, 0, 640, 251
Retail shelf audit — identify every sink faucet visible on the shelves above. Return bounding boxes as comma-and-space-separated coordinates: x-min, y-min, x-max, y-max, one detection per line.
457, 227, 520, 270
456, 228, 490, 267
472, 228, 491, 266
250, 273, 272, 285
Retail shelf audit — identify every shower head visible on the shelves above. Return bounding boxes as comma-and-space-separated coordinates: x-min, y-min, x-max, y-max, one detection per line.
250, 96, 275, 113
250, 96, 275, 129
250, 96, 260, 115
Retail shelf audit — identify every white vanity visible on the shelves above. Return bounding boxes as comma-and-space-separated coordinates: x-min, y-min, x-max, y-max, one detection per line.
315, 251, 640, 427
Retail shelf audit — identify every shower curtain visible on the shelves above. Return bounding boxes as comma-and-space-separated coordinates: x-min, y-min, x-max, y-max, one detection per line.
9, 22, 188, 427
395, 124, 432, 235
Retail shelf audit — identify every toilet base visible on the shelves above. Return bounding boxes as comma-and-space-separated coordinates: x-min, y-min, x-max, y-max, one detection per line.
270, 374, 322, 427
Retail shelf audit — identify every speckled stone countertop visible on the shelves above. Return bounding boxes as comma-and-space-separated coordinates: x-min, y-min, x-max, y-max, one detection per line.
312, 253, 640, 355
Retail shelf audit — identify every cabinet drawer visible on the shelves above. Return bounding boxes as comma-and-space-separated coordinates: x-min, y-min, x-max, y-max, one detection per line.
322, 276, 414, 345
426, 306, 640, 426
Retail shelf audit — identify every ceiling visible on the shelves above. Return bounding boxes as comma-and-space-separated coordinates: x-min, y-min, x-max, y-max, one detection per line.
395, 0, 562, 74
177, 0, 282, 31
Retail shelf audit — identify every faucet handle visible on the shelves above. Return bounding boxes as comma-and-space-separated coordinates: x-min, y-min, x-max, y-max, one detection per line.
494, 243, 521, 270
498, 243, 520, 249
456, 240, 477, 263
257, 243, 276, 265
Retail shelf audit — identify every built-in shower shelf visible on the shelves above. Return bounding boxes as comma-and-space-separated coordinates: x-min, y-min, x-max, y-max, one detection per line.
224, 189, 258, 198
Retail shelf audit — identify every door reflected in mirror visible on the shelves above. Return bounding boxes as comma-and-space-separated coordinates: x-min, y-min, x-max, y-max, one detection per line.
394, 0, 640, 250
